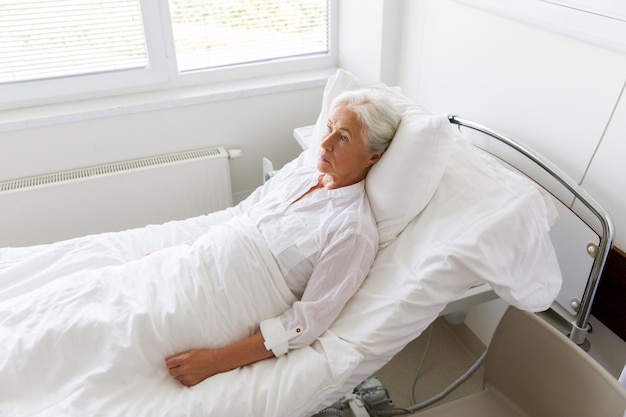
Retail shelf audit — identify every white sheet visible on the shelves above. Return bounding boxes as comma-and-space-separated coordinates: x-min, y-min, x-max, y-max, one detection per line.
0, 215, 297, 416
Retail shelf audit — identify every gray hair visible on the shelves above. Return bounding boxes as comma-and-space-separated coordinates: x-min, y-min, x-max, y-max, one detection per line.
329, 89, 401, 154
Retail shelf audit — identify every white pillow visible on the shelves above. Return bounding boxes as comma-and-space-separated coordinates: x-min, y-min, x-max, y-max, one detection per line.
309, 69, 457, 247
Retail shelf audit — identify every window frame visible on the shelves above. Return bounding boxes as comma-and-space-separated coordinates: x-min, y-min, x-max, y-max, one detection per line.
0, 0, 337, 111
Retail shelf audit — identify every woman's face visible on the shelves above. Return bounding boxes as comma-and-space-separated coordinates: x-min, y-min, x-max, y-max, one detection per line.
317, 105, 382, 188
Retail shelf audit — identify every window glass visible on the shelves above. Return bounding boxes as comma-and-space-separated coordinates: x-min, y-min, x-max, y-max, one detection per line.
169, 0, 330, 72
0, 0, 148, 84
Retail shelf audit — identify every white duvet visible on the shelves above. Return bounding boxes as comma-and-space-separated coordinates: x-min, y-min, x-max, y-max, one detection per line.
0, 215, 300, 417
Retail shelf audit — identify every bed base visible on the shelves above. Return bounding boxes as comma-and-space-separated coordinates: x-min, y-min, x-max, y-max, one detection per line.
418, 306, 626, 417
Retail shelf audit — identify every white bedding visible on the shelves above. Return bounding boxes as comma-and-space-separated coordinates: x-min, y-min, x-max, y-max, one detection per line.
0, 215, 298, 416
0, 70, 562, 417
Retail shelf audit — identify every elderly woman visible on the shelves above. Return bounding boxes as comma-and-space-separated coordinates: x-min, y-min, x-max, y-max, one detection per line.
166, 89, 401, 386
0, 89, 401, 410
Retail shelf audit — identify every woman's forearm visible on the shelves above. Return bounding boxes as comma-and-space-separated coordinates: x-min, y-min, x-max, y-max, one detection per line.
165, 332, 273, 387
215, 332, 274, 372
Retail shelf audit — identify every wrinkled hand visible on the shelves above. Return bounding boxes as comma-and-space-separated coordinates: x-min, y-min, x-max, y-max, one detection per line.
165, 349, 221, 387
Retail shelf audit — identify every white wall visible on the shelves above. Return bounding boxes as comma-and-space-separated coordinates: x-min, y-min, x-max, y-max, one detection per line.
399, 0, 626, 250
337, 0, 404, 85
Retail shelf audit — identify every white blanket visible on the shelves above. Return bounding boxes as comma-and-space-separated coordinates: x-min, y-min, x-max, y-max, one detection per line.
0, 215, 297, 417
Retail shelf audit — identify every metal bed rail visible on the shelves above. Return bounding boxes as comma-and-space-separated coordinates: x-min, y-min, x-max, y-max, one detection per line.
448, 115, 615, 345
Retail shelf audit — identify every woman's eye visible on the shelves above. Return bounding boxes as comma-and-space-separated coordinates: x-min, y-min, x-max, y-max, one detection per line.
340, 135, 348, 142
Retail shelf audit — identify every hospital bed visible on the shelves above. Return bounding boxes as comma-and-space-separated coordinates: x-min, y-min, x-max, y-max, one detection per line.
0, 69, 622, 417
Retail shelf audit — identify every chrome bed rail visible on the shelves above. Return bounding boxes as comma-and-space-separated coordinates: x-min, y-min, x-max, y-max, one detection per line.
448, 115, 615, 345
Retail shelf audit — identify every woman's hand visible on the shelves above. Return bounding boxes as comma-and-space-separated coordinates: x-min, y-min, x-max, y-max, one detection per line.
165, 349, 220, 387
165, 332, 274, 387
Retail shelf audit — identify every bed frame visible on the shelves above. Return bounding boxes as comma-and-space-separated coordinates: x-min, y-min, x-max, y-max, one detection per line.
447, 116, 615, 345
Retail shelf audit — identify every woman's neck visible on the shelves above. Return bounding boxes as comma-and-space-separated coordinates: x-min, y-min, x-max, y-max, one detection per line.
319, 172, 366, 190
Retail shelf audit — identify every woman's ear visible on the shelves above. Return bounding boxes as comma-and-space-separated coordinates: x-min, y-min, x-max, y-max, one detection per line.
367, 151, 384, 167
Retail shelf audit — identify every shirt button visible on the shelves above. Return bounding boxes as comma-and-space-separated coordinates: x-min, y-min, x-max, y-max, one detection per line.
296, 327, 302, 333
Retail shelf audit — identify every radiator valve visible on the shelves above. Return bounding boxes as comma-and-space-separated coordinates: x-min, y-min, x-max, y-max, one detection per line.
227, 149, 243, 160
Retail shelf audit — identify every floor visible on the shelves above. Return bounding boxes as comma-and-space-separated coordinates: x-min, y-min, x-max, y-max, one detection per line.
363, 317, 487, 414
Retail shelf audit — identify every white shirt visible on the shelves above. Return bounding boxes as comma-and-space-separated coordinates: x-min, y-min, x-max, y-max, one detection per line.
236, 165, 379, 356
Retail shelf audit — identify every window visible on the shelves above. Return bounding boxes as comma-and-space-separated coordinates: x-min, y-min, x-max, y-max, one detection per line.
169, 0, 330, 72
0, 0, 334, 109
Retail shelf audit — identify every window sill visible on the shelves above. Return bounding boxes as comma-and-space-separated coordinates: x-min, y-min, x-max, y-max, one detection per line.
0, 68, 336, 133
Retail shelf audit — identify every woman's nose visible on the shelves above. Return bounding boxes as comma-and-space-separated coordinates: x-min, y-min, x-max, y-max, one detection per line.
321, 132, 334, 150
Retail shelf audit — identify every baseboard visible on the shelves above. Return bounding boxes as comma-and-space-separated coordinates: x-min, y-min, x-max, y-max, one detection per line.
445, 320, 487, 360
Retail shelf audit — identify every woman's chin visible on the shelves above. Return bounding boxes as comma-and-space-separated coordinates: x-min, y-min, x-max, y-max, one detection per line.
316, 160, 330, 173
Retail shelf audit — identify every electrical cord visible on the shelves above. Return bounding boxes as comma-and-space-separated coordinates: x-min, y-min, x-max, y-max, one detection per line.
410, 323, 433, 404
312, 399, 346, 416
313, 322, 488, 417
374, 348, 488, 416
312, 408, 344, 416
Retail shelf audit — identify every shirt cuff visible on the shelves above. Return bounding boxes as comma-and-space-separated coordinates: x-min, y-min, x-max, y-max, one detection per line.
259, 317, 303, 357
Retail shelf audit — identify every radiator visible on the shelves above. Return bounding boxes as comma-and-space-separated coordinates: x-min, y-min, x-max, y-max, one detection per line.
0, 147, 234, 247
